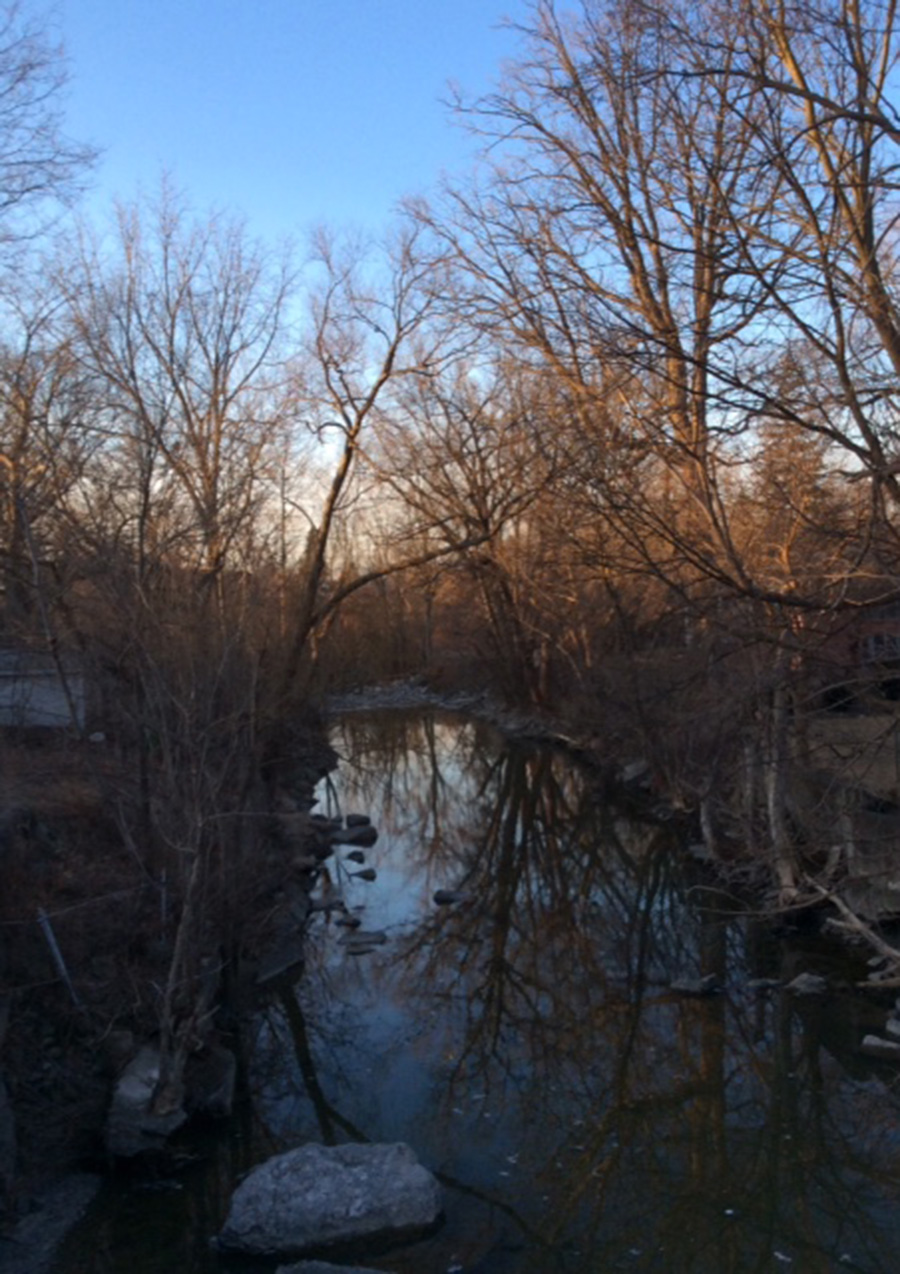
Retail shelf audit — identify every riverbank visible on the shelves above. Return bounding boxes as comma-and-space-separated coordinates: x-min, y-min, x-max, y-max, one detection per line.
14, 704, 900, 1272
6, 679, 900, 1267
0, 720, 337, 1248
329, 679, 900, 967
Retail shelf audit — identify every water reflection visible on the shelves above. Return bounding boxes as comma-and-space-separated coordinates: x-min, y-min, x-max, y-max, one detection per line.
246, 711, 900, 1274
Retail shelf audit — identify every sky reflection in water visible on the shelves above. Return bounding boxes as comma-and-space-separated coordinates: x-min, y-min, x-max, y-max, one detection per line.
248, 710, 900, 1274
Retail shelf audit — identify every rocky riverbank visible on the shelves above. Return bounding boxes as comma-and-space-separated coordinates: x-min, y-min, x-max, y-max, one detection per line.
0, 722, 339, 1253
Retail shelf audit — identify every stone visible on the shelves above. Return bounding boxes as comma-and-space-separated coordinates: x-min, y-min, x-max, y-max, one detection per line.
330, 824, 379, 849
338, 930, 386, 947
785, 972, 828, 997
670, 974, 721, 997
340, 929, 388, 956
885, 1017, 900, 1040
686, 842, 714, 863
105, 1046, 187, 1157
0, 1173, 101, 1274
622, 758, 650, 785
861, 1034, 900, 1061
433, 889, 469, 906
218, 1141, 442, 1257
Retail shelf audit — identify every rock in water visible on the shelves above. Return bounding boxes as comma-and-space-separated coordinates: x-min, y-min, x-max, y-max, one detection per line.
861, 1034, 900, 1061
219, 1141, 441, 1257
338, 929, 386, 947
433, 889, 469, 906
105, 1046, 187, 1157
670, 974, 721, 997
330, 824, 379, 848
785, 972, 828, 997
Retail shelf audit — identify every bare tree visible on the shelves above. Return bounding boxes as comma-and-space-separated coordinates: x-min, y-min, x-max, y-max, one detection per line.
399, 0, 900, 898
0, 2, 95, 259
413, 0, 900, 615
737, 0, 900, 500
421, 2, 797, 601
277, 223, 463, 697
376, 357, 565, 701
61, 187, 296, 591
0, 281, 93, 626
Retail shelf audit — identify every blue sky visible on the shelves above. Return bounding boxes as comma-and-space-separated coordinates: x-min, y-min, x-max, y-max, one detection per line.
56, 1, 531, 243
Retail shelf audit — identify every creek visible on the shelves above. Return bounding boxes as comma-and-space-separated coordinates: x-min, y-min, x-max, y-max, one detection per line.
59, 709, 900, 1272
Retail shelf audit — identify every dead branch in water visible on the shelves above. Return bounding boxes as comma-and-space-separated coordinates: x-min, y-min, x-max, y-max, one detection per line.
804, 879, 900, 984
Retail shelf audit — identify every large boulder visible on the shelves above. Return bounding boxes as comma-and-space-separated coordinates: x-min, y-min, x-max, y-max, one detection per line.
105, 1045, 187, 1157
218, 1141, 441, 1257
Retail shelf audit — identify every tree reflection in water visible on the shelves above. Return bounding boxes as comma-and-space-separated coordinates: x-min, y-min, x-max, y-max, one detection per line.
247, 711, 900, 1273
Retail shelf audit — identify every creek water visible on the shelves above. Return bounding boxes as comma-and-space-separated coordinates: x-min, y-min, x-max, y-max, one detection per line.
60, 710, 900, 1273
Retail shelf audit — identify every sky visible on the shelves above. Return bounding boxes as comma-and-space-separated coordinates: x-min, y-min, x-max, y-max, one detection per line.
55, 0, 532, 245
